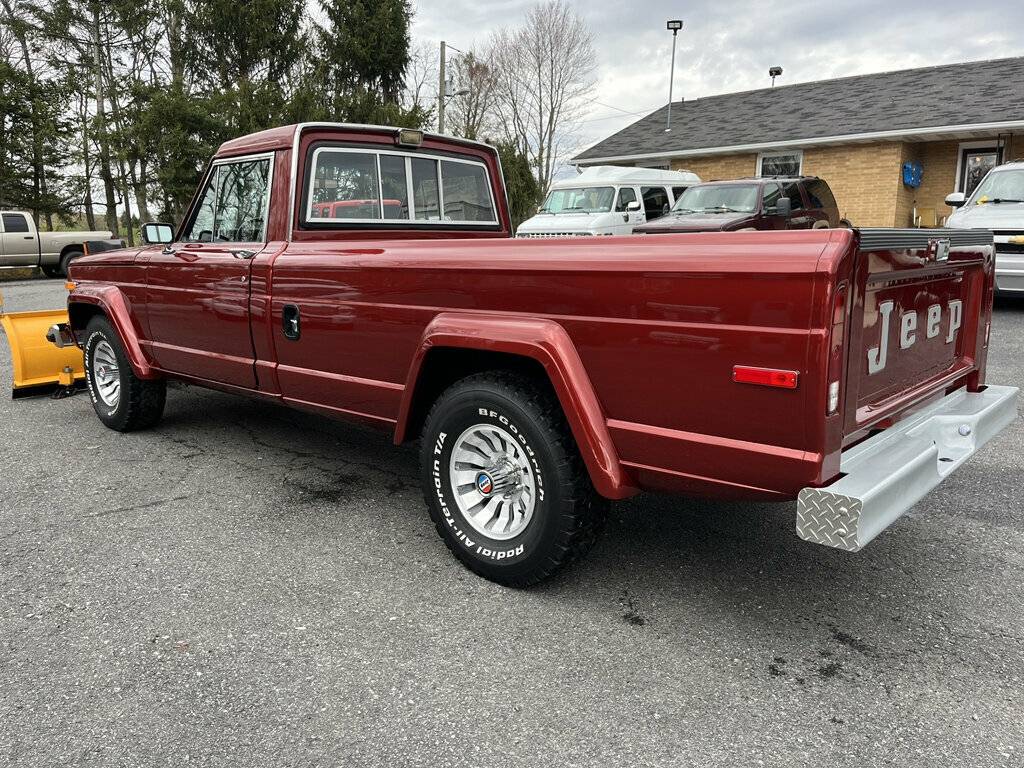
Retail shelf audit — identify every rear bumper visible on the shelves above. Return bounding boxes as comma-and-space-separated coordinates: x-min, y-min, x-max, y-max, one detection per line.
796, 385, 1018, 551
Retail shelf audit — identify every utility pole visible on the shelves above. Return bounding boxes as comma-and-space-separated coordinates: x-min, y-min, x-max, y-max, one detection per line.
665, 20, 683, 133
438, 40, 447, 134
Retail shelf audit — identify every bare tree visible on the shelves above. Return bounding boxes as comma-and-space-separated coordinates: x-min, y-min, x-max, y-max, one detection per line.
402, 39, 438, 123
445, 48, 499, 141
490, 0, 595, 189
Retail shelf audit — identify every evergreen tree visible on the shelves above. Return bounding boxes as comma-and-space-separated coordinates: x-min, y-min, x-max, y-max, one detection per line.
495, 141, 541, 231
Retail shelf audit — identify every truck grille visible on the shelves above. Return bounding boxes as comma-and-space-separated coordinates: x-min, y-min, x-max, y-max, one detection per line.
994, 231, 1024, 255
516, 232, 590, 238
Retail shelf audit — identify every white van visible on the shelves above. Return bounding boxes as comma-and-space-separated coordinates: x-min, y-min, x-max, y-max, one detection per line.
515, 166, 701, 238
945, 160, 1024, 296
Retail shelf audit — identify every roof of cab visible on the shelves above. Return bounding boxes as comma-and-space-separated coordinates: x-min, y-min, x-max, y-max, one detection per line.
216, 122, 498, 158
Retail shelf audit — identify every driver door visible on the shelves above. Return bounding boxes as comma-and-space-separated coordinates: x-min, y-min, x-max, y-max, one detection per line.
144, 154, 273, 388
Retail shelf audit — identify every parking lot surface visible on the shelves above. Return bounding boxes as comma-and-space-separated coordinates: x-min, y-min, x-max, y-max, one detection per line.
1, 278, 1022, 767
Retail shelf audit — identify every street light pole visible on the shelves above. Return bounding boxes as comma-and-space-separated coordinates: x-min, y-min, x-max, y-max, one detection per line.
438, 40, 447, 134
665, 20, 683, 133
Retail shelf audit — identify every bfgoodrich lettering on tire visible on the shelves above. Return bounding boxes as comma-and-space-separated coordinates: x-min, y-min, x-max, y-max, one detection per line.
83, 316, 166, 432
420, 371, 607, 587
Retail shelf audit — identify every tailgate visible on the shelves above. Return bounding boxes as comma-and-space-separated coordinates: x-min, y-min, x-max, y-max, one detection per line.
843, 228, 994, 438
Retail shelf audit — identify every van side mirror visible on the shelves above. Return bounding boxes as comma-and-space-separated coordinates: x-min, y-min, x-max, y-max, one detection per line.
944, 192, 966, 208
142, 222, 174, 245
625, 200, 641, 212
773, 197, 792, 218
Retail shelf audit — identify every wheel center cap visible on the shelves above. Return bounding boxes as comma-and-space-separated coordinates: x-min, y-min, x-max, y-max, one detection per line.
476, 472, 494, 496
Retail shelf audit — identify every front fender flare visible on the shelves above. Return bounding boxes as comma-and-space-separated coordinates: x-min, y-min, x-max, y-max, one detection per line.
396, 313, 638, 500
69, 285, 157, 380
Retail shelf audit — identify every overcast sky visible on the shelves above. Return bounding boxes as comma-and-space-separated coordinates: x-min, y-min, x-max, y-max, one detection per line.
409, 0, 1024, 158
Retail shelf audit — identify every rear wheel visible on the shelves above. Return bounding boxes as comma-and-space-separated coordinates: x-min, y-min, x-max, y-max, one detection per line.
420, 372, 607, 587
83, 316, 166, 432
59, 249, 83, 278
41, 263, 62, 278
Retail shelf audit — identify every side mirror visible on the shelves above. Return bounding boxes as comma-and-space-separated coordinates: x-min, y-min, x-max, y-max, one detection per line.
142, 222, 174, 245
944, 192, 966, 208
773, 197, 792, 218
626, 200, 641, 212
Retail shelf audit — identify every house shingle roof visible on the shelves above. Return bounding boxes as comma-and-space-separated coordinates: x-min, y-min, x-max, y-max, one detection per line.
573, 56, 1024, 163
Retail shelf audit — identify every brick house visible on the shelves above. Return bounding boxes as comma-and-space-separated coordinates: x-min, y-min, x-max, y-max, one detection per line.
572, 57, 1024, 227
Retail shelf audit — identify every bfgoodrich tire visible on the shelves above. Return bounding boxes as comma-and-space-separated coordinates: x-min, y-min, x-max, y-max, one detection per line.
83, 316, 166, 432
420, 372, 607, 587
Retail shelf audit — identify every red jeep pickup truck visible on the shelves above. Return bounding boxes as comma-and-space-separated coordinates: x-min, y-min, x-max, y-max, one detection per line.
53, 123, 1018, 586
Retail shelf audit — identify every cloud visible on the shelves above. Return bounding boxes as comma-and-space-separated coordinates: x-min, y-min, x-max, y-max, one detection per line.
410, 0, 1024, 163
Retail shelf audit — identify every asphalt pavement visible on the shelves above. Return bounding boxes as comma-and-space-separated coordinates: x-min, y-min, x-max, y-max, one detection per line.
1, 278, 1022, 767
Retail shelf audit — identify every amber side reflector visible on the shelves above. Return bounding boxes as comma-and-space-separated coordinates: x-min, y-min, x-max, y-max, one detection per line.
733, 365, 799, 389
64, 281, 77, 291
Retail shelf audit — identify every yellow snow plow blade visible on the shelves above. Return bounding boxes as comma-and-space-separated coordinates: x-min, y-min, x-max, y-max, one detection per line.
0, 299, 85, 398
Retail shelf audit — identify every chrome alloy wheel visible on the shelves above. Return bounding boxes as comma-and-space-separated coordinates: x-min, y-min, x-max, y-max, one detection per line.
448, 423, 537, 540
92, 339, 121, 407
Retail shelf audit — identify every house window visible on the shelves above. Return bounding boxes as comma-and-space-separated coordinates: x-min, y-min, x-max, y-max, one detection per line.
757, 150, 803, 177
957, 144, 1002, 197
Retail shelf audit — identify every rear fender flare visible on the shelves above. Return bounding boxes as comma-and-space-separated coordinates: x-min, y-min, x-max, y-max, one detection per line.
68, 286, 157, 380
396, 313, 637, 500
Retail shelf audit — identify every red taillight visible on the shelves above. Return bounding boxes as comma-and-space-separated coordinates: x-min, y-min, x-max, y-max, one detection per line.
732, 366, 799, 389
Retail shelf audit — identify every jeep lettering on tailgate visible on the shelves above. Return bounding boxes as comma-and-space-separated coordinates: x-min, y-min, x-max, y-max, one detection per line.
867, 299, 963, 374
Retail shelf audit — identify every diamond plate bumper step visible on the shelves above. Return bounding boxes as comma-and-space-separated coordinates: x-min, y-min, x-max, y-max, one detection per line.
797, 385, 1019, 551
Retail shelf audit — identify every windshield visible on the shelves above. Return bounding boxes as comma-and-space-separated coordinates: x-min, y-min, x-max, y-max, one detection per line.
969, 168, 1024, 204
672, 184, 759, 213
541, 186, 615, 213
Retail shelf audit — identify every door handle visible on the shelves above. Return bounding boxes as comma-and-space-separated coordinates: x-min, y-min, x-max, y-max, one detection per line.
24, 236, 34, 240
282, 304, 300, 340
231, 249, 257, 260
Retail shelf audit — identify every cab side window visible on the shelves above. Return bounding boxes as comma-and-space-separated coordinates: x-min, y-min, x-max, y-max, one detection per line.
781, 181, 804, 211
761, 182, 782, 210
183, 157, 272, 243
641, 186, 671, 220
2, 213, 30, 233
616, 187, 638, 211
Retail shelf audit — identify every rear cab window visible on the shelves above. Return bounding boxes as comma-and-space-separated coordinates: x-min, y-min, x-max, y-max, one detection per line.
304, 146, 498, 228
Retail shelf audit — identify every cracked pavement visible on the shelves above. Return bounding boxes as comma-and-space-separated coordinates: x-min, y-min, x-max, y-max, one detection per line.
1, 278, 1022, 767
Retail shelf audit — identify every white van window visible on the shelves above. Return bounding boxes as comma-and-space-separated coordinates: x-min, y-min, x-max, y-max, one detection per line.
641, 186, 671, 220
616, 187, 638, 211
541, 186, 614, 214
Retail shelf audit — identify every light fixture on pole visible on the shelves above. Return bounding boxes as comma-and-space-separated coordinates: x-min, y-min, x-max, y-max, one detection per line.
769, 65, 783, 87
665, 20, 683, 133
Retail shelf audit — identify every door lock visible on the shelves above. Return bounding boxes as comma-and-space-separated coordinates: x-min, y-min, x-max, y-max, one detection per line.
282, 304, 301, 340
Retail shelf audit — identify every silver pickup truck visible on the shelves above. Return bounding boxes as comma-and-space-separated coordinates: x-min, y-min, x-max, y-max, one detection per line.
0, 210, 114, 278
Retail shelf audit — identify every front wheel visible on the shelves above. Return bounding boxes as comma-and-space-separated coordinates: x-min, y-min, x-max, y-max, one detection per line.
83, 316, 166, 431
419, 372, 607, 587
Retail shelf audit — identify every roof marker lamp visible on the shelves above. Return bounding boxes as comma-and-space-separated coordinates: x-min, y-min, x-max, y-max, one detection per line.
396, 129, 424, 148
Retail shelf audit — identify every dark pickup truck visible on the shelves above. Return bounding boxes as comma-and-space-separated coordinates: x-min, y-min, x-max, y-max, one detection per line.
53, 123, 1018, 586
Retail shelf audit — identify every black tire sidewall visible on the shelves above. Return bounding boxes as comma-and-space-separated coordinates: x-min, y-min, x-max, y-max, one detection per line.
423, 387, 566, 580
61, 250, 82, 278
83, 319, 129, 429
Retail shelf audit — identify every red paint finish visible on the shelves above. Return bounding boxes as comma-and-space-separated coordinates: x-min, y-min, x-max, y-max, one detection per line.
64, 124, 995, 503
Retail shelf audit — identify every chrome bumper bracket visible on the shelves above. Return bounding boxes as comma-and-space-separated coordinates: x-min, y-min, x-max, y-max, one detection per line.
797, 385, 1019, 551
